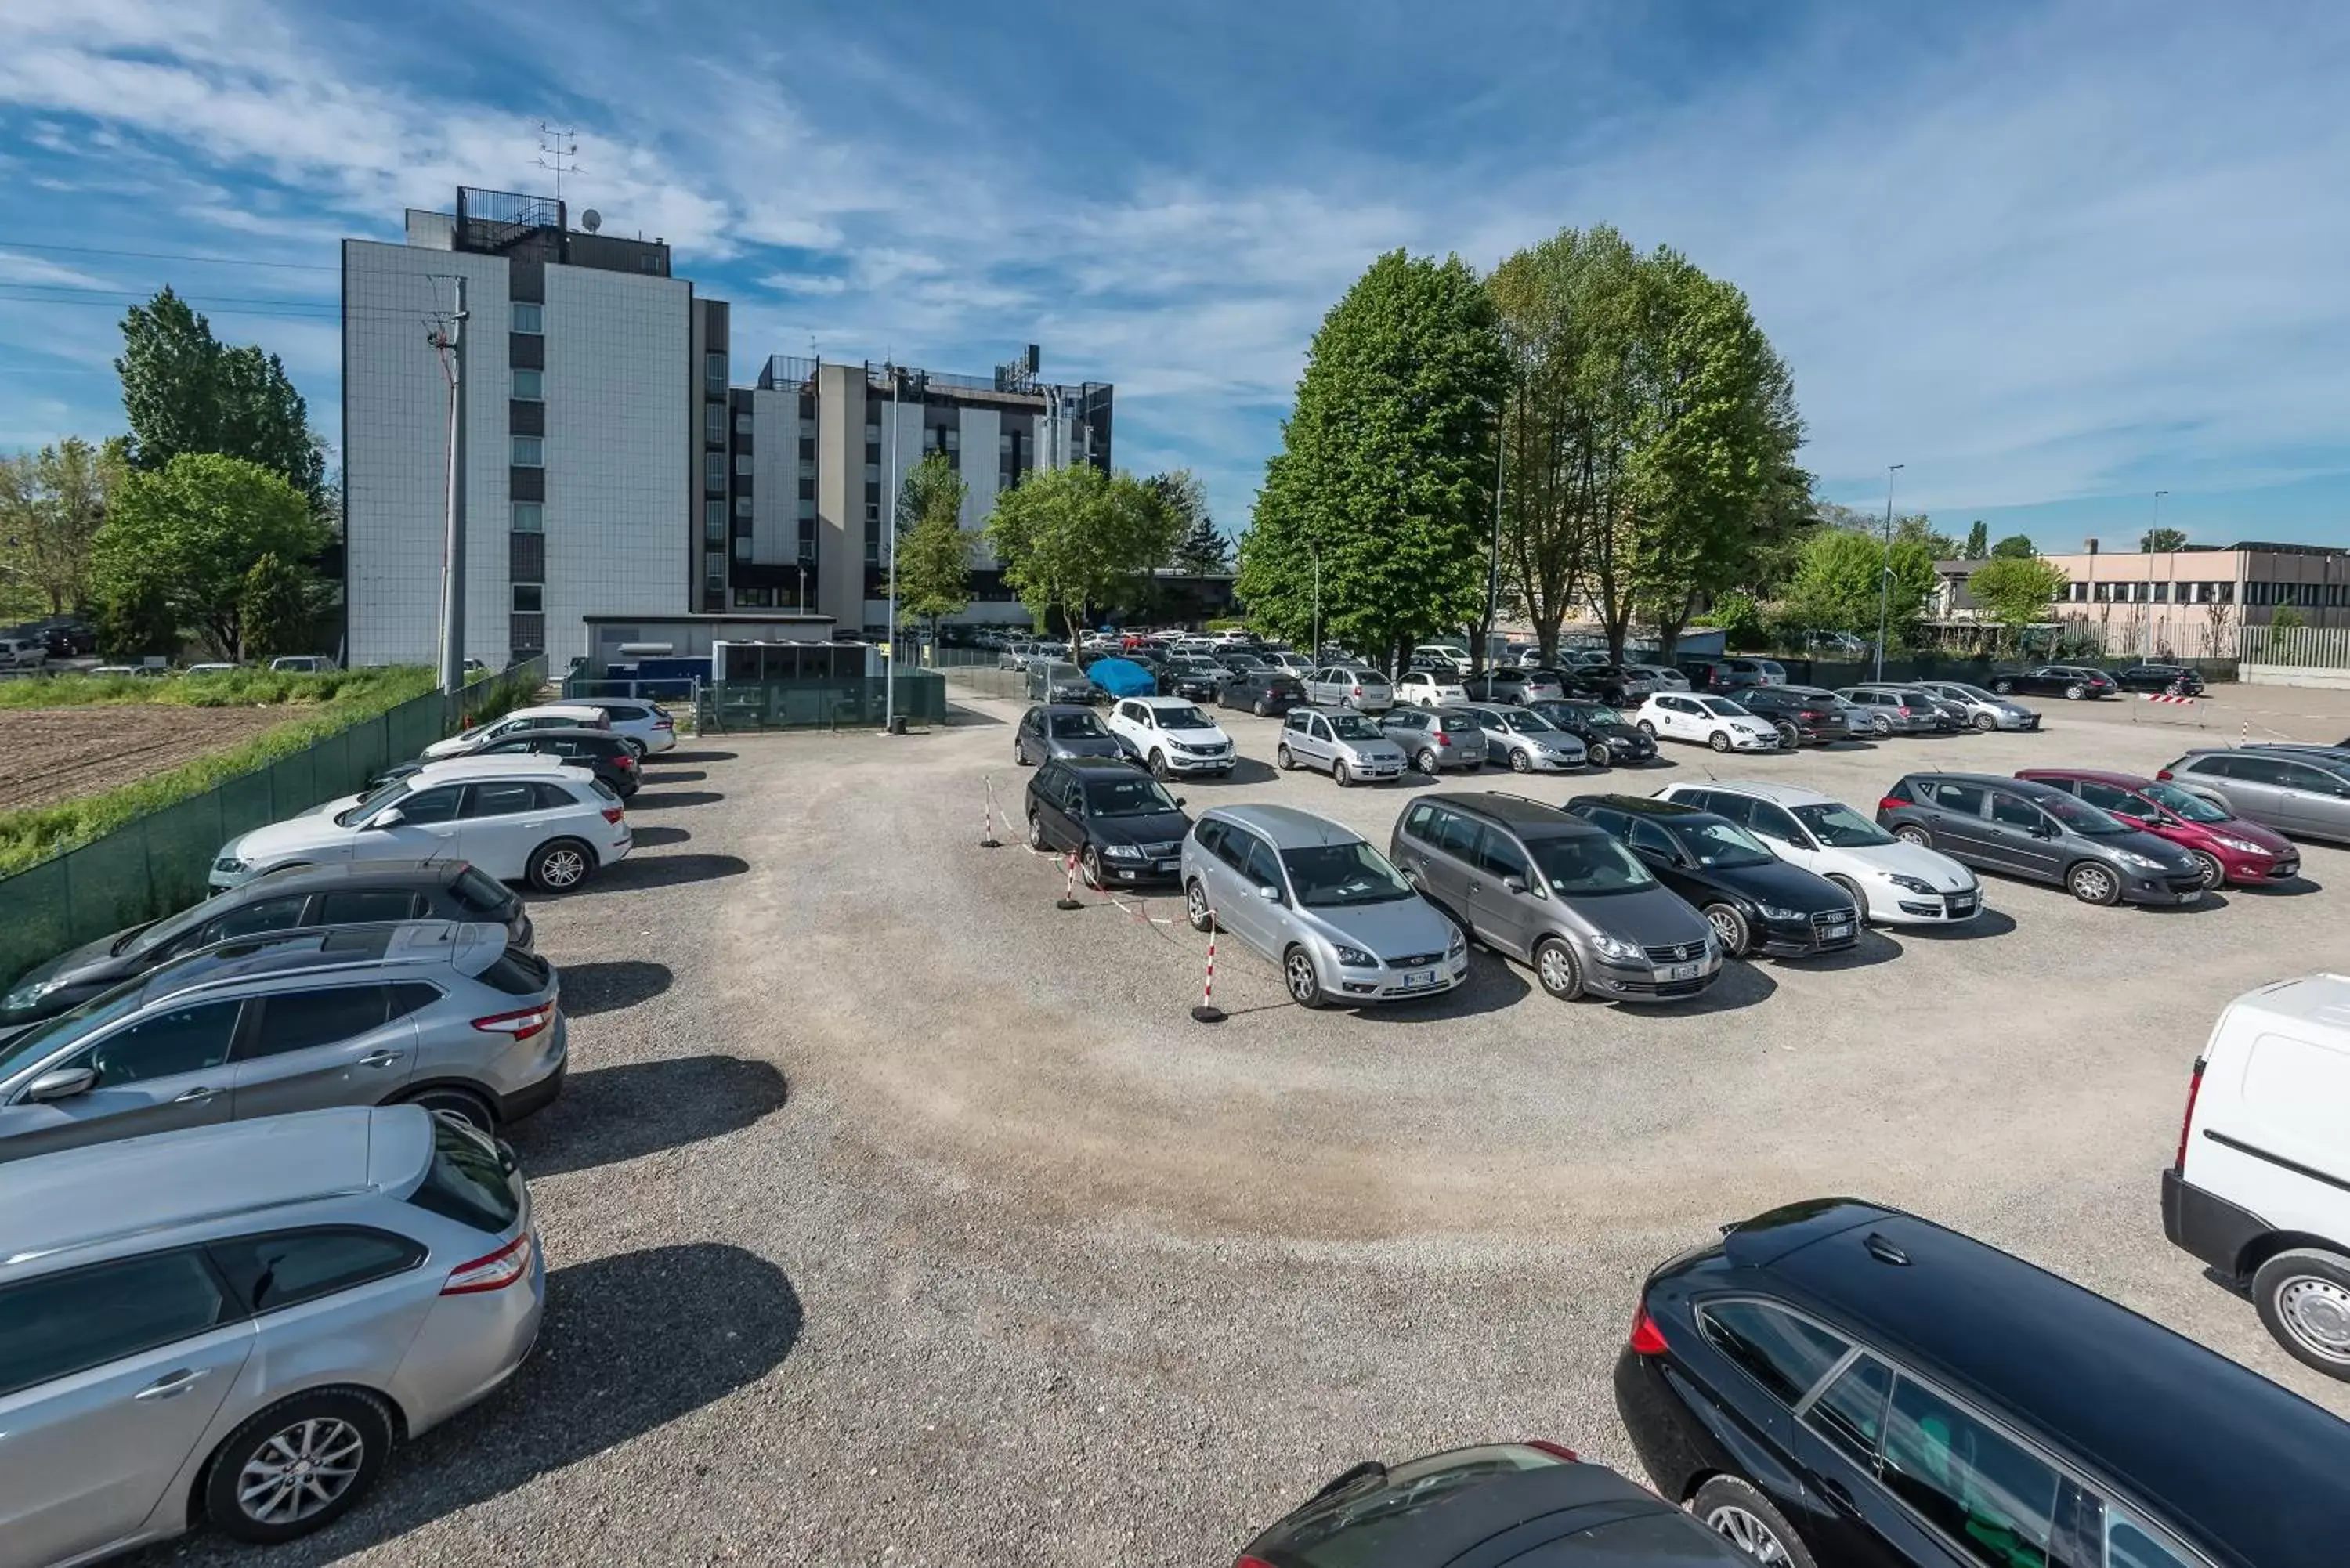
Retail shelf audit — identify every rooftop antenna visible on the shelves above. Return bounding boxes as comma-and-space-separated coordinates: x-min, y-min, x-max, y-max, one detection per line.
533, 121, 581, 206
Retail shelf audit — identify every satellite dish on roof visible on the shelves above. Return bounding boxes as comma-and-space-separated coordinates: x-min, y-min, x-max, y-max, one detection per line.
580, 208, 602, 233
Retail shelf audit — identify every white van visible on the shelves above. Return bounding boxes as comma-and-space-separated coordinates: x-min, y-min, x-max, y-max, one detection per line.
2164, 973, 2350, 1378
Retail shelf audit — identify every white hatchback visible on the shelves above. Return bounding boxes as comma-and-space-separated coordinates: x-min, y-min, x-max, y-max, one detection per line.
1632, 693, 1781, 753
1104, 696, 1235, 779
1652, 779, 1982, 926
423, 705, 611, 761
210, 756, 631, 893
1395, 670, 1467, 708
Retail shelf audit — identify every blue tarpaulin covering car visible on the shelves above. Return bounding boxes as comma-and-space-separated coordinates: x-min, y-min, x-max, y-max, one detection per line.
1084, 657, 1157, 699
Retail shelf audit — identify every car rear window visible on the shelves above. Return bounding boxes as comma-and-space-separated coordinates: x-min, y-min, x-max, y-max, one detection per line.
479, 948, 553, 997
407, 1118, 522, 1237
451, 866, 517, 916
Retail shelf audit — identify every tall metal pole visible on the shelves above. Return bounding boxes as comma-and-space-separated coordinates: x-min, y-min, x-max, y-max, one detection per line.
884, 366, 901, 731
436, 276, 468, 698
1311, 544, 1321, 661
1872, 462, 1904, 683
1482, 397, 1505, 673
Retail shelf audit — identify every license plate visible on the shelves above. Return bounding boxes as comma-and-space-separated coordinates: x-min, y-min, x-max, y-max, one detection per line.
1823, 923, 1853, 940
1400, 968, 1439, 989
1949, 898, 1977, 915
1666, 961, 1702, 981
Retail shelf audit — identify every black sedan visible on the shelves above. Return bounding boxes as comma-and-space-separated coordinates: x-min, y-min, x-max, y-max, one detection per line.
1022, 756, 1192, 889
0, 860, 532, 1028
1987, 664, 2118, 699
1160, 656, 1230, 703
1013, 703, 1132, 766
2113, 663, 2206, 696
371, 727, 642, 797
1729, 685, 1853, 746
1524, 699, 1657, 768
1563, 795, 1860, 957
1218, 668, 1307, 717
1236, 1443, 1751, 1568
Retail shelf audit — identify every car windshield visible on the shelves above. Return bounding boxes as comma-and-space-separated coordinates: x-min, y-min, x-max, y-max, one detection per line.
0, 982, 143, 1078
1083, 775, 1180, 817
1528, 835, 1658, 895
1329, 714, 1385, 740
1940, 683, 1995, 700
1042, 662, 1085, 682
1048, 712, 1108, 739
1791, 802, 1897, 848
1281, 841, 1415, 908
2042, 795, 2129, 834
1499, 710, 1558, 734
1696, 697, 1750, 718
1155, 705, 1215, 730
1672, 818, 1777, 869
1574, 704, 1625, 725
338, 778, 410, 826
2142, 780, 2231, 823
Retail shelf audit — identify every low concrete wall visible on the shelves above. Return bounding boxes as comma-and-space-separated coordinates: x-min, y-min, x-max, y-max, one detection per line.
2241, 663, 2350, 690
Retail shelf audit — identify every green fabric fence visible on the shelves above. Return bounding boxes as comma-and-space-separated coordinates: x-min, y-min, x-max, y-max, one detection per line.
0, 660, 544, 990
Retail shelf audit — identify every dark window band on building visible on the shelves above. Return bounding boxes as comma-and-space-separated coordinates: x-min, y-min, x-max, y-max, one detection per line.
509, 399, 544, 437
509, 331, 544, 370
510, 467, 545, 504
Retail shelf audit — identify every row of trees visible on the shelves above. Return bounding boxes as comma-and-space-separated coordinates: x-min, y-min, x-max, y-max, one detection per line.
0, 288, 335, 660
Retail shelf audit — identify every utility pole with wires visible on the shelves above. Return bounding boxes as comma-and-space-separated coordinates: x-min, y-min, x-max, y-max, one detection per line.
427, 276, 468, 696
533, 122, 581, 205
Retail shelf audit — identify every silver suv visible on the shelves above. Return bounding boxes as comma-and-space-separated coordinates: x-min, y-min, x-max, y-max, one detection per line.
0, 1106, 541, 1561
0, 921, 566, 1158
1180, 804, 1467, 1008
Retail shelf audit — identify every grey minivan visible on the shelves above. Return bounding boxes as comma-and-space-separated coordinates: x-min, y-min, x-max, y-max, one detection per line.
1275, 706, 1408, 785
1878, 772, 2207, 905
0, 921, 566, 1158
1180, 804, 1466, 1008
0, 1106, 541, 1561
2160, 747, 2350, 844
1391, 793, 1721, 1003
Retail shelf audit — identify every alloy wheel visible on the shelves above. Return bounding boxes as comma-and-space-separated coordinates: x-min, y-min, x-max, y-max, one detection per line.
1973, 712, 1996, 732
538, 847, 586, 888
1705, 905, 1745, 953
2065, 684, 2086, 700
1082, 846, 1104, 889
2193, 851, 2225, 891
1027, 813, 1046, 850
2276, 1275, 2350, 1362
1509, 750, 1531, 772
1285, 950, 1321, 1005
1705, 1505, 1793, 1566
237, 1417, 365, 1527
1185, 880, 1213, 933
2070, 863, 2118, 904
1589, 742, 1611, 768
1417, 749, 1440, 775
1894, 825, 1932, 847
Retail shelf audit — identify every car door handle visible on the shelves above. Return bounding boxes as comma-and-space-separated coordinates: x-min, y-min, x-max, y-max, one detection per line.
358, 1050, 401, 1068
1817, 1476, 1865, 1518
172, 1086, 220, 1104
1466, 881, 1483, 895
134, 1367, 205, 1401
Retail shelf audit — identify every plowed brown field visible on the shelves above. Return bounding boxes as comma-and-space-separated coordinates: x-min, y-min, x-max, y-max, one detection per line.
0, 706, 295, 811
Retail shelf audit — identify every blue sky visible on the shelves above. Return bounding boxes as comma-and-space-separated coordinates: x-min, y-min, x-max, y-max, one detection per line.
2, 0, 2348, 551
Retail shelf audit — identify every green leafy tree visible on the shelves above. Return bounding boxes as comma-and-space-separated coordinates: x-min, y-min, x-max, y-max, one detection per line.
1964, 519, 1990, 558
0, 436, 124, 615
1239, 249, 1506, 667
987, 464, 1180, 639
237, 551, 316, 659
1150, 470, 1228, 576
1891, 515, 1959, 558
2141, 526, 2189, 552
1782, 527, 1937, 646
1990, 533, 2037, 559
894, 453, 975, 646
2272, 604, 2311, 631
1965, 555, 2068, 653
91, 453, 327, 659
117, 288, 327, 511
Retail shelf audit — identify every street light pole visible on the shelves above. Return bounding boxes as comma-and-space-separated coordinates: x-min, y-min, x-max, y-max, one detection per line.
1482, 396, 1506, 674
884, 364, 901, 732
430, 276, 468, 699
1872, 462, 1904, 683
1309, 542, 1321, 661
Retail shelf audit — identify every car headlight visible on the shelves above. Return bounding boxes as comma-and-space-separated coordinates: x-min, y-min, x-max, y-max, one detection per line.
1447, 927, 1466, 956
213, 856, 248, 874
1101, 843, 1142, 860
1589, 933, 1642, 962
1756, 904, 1803, 921
3, 976, 57, 1010
2114, 850, 2166, 871
1884, 873, 1937, 894
2211, 835, 2268, 855
1332, 945, 1378, 969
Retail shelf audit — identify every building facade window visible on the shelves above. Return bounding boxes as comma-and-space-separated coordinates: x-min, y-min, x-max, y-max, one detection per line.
512, 584, 543, 613
736, 412, 754, 435
736, 495, 754, 517
736, 453, 754, 475
705, 403, 726, 445
512, 502, 543, 533
704, 551, 725, 591
703, 500, 725, 543
733, 587, 778, 609
704, 352, 728, 394
511, 435, 543, 467
734, 534, 753, 561
512, 368, 544, 401
703, 453, 725, 493
798, 496, 816, 520
511, 302, 544, 334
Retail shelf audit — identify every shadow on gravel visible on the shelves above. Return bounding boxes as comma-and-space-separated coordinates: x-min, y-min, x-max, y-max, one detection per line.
658, 749, 736, 764
1778, 930, 1901, 972
577, 853, 749, 893
1355, 956, 1531, 1021
626, 789, 725, 810
559, 959, 674, 1017
301, 1244, 802, 1559
2238, 875, 2323, 896
943, 703, 1007, 727
627, 824, 692, 847
642, 768, 707, 785
1201, 757, 1278, 785
1659, 961, 1777, 1013
1895, 908, 2018, 941
508, 1055, 788, 1177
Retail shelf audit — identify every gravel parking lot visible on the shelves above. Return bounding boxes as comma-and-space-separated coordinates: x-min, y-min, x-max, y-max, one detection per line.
157, 682, 2350, 1568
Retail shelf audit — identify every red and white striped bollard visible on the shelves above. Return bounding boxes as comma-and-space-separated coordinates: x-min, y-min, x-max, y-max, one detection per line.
1056, 849, 1083, 910
1191, 909, 1225, 1023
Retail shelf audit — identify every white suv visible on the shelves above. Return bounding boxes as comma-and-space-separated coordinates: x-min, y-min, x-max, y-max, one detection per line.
1105, 696, 1235, 779
423, 704, 611, 761
211, 756, 631, 893
0, 636, 45, 670
1632, 692, 1781, 752
1652, 779, 1981, 926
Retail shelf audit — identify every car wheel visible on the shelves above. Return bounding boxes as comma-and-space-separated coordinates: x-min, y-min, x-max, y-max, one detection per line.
1972, 712, 1997, 732
1334, 758, 1352, 788
1255, 698, 1271, 717
1636, 719, 1658, 739
403, 1083, 497, 1132
1709, 729, 1733, 753
1184, 879, 1214, 933
2067, 860, 2120, 905
1703, 902, 1751, 957
1991, 678, 2015, 694
1026, 812, 1047, 851
1589, 741, 1612, 768
1873, 715, 1894, 737
1534, 938, 1583, 1001
1693, 1476, 1820, 1568
1283, 946, 1325, 1009
1509, 749, 1532, 773
1773, 721, 1799, 750
1826, 873, 1869, 924
1415, 747, 1441, 775
202, 1388, 393, 1545
1081, 844, 1105, 889
2254, 1248, 2350, 1378
1276, 743, 1296, 771
1893, 824, 1932, 849
527, 839, 594, 892
2187, 849, 2226, 891
1150, 750, 1171, 780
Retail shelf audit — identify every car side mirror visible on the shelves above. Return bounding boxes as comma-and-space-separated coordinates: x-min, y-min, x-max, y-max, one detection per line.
2030, 822, 2059, 839
1256, 883, 1282, 901
370, 808, 405, 829
27, 1065, 96, 1102
1502, 875, 1528, 895
1173, 797, 1187, 807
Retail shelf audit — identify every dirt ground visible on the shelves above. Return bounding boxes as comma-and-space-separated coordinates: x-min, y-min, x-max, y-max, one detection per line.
0, 706, 296, 811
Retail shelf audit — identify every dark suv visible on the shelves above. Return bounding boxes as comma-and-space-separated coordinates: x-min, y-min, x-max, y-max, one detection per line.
1614, 1198, 2350, 1568
1218, 667, 1307, 717
1390, 793, 1720, 1003
1878, 771, 2207, 905
1563, 796, 1858, 959
1525, 699, 1658, 768
1731, 685, 1852, 747
1023, 756, 1192, 889
2114, 663, 2206, 696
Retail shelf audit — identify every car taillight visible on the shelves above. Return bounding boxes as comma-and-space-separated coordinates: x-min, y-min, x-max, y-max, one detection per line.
1235, 1558, 1279, 1568
1435, 732, 1451, 746
442, 1232, 533, 1295
1895, 706, 1912, 716
1524, 1440, 1581, 1464
602, 806, 625, 825
1352, 685, 1363, 695
1629, 1305, 1668, 1355
613, 753, 635, 768
474, 1003, 554, 1042
2156, 768, 2174, 780
1877, 796, 1906, 812
655, 716, 674, 729
2176, 1060, 2205, 1174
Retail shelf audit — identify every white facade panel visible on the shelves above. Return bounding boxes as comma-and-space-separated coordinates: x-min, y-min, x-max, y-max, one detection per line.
750, 388, 794, 565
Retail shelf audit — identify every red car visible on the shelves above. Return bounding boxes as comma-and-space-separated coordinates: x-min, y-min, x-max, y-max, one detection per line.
2016, 768, 2299, 888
